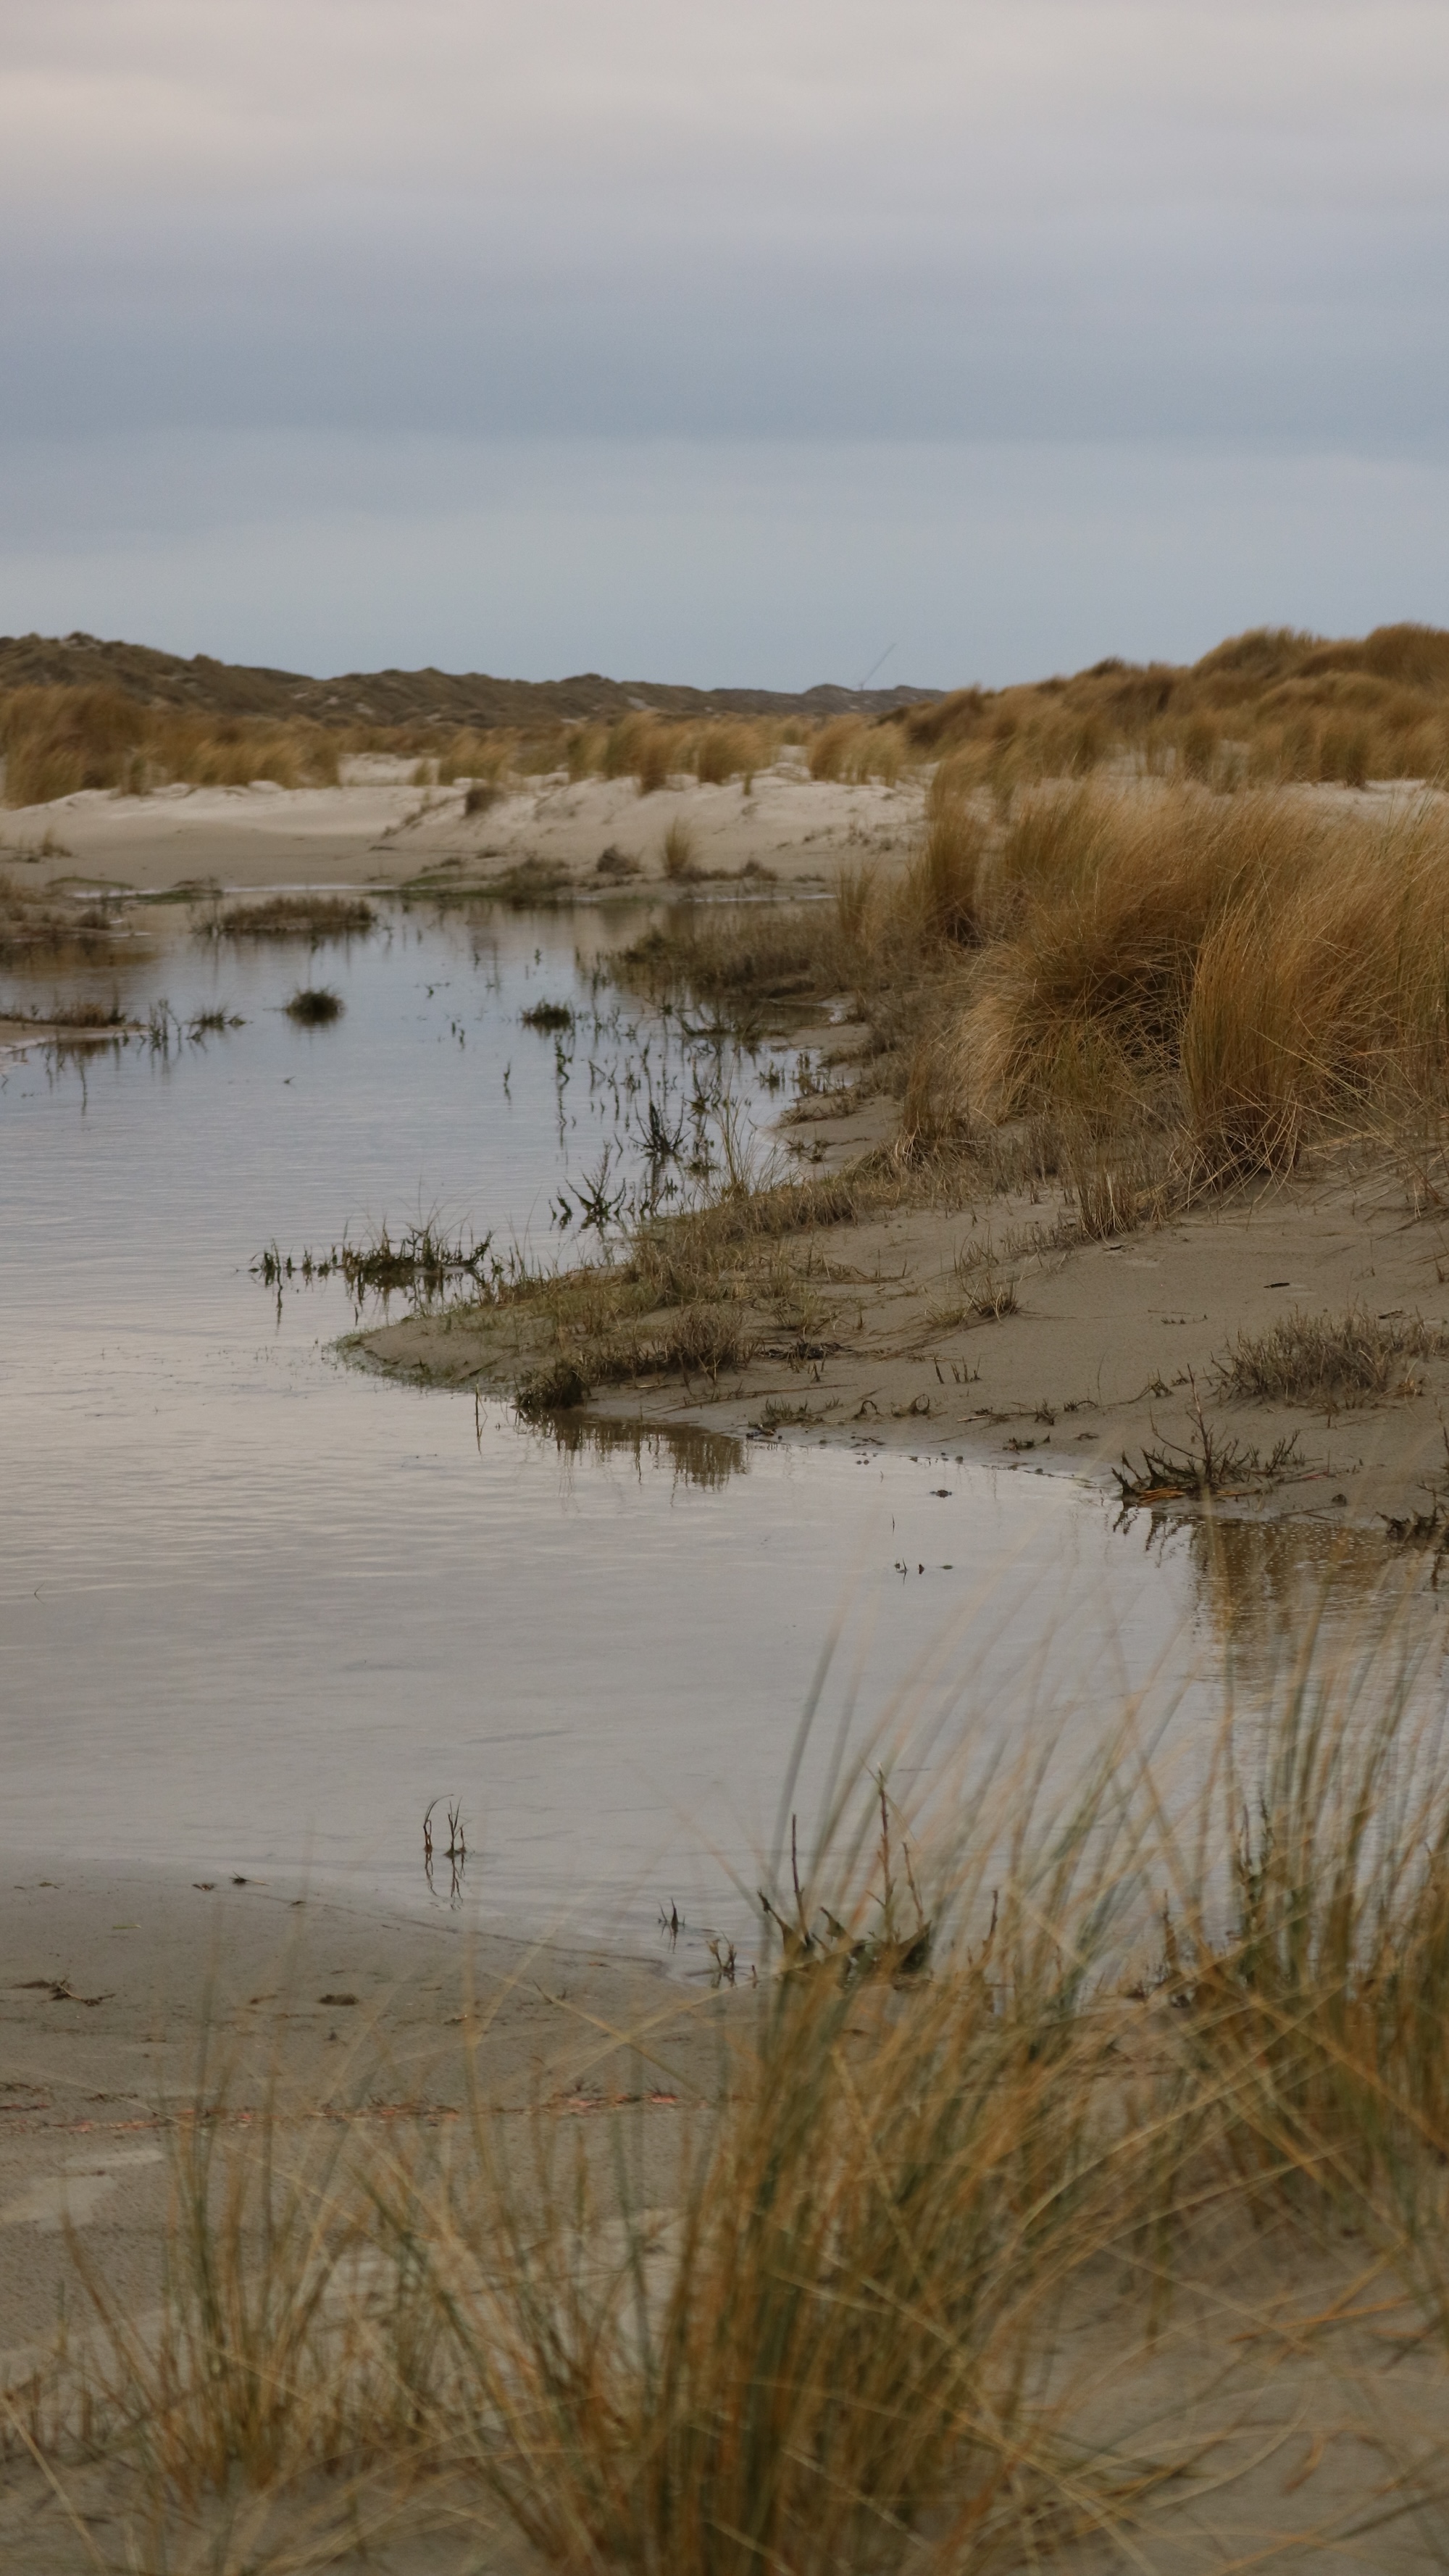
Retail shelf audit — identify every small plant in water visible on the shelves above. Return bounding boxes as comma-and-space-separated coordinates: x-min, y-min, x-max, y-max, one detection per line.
212, 894, 374, 941
514, 1357, 592, 1420
423, 1796, 469, 1901
285, 985, 343, 1024
252, 1220, 496, 1307
551, 1145, 628, 1233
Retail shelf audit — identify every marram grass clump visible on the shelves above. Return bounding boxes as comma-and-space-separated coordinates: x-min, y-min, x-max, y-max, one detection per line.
617, 780, 1449, 1197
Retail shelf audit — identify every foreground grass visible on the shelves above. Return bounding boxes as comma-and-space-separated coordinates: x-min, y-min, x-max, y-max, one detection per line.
14, 1639, 1449, 2568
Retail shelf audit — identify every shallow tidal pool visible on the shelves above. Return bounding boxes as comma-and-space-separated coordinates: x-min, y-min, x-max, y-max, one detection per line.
1, 894, 1435, 1965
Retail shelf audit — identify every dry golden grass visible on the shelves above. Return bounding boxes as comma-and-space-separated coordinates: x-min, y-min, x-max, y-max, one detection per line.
946, 783, 1449, 1179
661, 815, 698, 881
432, 729, 517, 791
903, 622, 1449, 793
585, 712, 791, 795
807, 715, 910, 786
694, 720, 758, 785
901, 797, 991, 947
604, 768, 1449, 1232
24, 1635, 1449, 2567
1214, 1304, 1449, 1405
0, 686, 341, 805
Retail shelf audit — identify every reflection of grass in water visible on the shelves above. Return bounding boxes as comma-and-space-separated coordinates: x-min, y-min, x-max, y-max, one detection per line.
541, 1409, 746, 1490
17, 995, 128, 1028
28, 1639, 1449, 2563
0, 870, 127, 960
1187, 1508, 1449, 1675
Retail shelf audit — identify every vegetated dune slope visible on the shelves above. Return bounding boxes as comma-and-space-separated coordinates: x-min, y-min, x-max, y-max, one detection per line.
0, 628, 938, 729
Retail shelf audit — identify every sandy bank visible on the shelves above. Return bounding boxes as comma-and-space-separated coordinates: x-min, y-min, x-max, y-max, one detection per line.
1, 760, 924, 899
0, 1864, 743, 2368
359, 1150, 1449, 1536
0, 1014, 137, 1049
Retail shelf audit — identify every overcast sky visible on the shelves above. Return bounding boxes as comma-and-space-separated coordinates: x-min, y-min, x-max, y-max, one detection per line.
3, 0, 1447, 686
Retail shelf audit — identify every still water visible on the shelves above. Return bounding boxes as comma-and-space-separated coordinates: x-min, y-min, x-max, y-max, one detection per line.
1, 897, 1427, 1959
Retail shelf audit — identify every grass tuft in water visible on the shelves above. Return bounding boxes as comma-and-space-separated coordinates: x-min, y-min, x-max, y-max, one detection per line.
284, 986, 343, 1025
212, 893, 375, 941
254, 1221, 495, 1304
514, 1356, 593, 1419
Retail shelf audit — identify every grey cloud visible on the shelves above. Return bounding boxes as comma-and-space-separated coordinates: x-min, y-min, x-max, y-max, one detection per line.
4, 228, 1446, 454
4, 1, 1446, 458
4, 435, 1449, 688
3, 0, 1448, 677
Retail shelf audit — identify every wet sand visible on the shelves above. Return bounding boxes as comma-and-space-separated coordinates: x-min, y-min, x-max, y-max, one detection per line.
0, 1864, 742, 2370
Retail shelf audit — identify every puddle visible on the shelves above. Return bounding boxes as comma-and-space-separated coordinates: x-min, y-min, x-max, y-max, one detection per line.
3, 899, 1443, 1963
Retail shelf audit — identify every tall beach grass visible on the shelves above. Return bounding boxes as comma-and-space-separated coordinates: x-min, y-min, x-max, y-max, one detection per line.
0, 686, 343, 804
17, 1614, 1449, 2567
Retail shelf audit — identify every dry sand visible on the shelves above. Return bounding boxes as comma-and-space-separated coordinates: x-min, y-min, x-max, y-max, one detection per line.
0, 758, 923, 899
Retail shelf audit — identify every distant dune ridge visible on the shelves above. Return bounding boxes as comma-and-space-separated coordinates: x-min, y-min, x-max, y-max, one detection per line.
5, 623, 1449, 803
0, 630, 938, 731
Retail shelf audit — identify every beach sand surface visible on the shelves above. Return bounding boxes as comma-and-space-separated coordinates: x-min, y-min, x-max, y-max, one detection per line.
1, 760, 923, 898
4, 1875, 1449, 2570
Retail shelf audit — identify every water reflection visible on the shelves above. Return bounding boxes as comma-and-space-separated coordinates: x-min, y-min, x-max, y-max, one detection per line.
539, 1413, 749, 1493
1162, 1505, 1448, 1691
4, 893, 1442, 1947
422, 1796, 470, 1907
